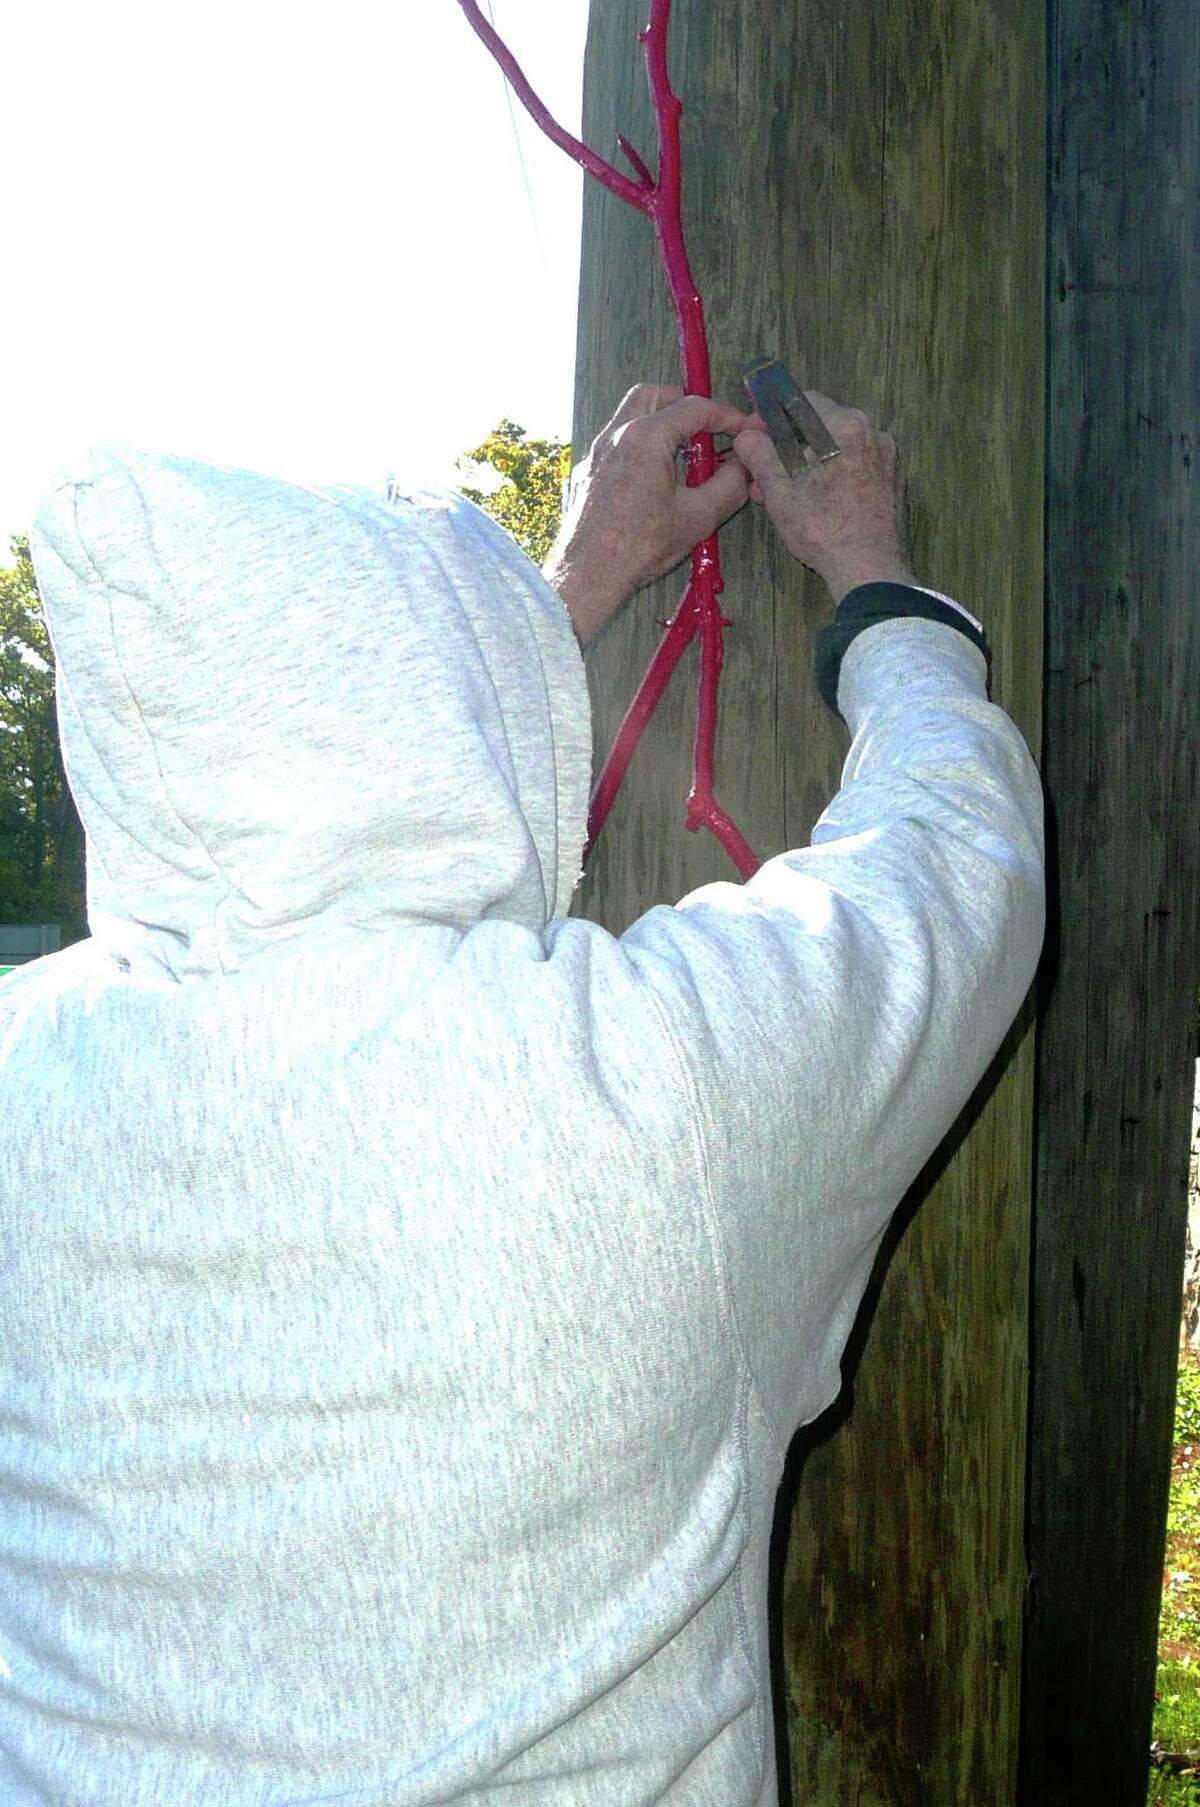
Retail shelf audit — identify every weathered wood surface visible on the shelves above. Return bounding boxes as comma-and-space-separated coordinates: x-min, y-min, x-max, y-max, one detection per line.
1018, 3, 1200, 1801
569, 0, 1043, 1801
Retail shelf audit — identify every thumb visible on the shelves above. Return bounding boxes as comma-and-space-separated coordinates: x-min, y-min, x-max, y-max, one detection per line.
678, 455, 752, 543
732, 425, 789, 489
604, 382, 682, 438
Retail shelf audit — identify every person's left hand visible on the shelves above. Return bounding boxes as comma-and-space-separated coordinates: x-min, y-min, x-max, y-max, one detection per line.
542, 384, 755, 649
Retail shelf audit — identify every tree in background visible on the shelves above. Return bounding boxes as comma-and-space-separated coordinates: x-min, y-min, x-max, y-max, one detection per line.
0, 536, 86, 945
457, 420, 570, 567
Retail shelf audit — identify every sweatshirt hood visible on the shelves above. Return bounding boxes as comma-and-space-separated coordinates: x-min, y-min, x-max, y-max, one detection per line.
30, 445, 593, 982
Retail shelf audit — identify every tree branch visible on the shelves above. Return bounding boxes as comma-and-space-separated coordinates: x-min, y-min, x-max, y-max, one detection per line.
616, 133, 655, 189
457, 2, 653, 211
462, 0, 760, 883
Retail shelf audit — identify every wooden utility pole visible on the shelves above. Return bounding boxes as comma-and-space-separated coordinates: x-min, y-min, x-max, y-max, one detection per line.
1018, 2, 1200, 1801
570, 1, 1043, 1800
569, 0, 1200, 1799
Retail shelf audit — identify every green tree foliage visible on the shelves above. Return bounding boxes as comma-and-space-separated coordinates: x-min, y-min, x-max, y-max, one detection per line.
457, 420, 570, 567
0, 536, 86, 944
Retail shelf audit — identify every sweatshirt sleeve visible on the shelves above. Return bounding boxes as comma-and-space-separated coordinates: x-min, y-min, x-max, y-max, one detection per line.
615, 603, 1046, 1454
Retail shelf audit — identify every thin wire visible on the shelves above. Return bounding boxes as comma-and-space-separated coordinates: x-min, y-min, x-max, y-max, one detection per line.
485, 0, 548, 271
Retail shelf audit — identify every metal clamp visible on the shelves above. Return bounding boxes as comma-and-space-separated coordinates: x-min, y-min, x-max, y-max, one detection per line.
741, 357, 843, 476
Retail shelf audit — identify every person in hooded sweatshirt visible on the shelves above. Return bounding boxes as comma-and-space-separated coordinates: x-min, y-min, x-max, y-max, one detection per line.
0, 379, 1043, 1807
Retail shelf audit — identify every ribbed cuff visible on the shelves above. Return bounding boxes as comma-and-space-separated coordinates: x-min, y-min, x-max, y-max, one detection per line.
814, 583, 993, 722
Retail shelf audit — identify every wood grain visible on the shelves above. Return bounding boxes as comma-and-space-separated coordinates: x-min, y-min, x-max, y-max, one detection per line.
570, 0, 1043, 1800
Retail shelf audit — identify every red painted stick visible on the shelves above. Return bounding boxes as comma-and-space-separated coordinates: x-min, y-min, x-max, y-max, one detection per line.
458, 0, 761, 882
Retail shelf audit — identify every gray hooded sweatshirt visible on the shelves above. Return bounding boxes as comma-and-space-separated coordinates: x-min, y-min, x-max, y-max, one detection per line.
2, 445, 1044, 1806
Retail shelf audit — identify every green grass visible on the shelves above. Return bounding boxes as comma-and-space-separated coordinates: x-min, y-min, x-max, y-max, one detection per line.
1149, 1355, 1200, 1804
1149, 1664, 1200, 1804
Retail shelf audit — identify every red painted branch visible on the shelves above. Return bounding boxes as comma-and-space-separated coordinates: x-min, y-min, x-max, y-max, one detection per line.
457, 2, 651, 211
583, 584, 699, 868
460, 0, 760, 884
637, 0, 757, 879
642, 0, 712, 438
688, 595, 759, 878
616, 133, 655, 188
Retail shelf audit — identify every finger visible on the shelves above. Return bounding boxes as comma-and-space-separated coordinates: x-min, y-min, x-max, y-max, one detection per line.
732, 425, 789, 488
606, 383, 673, 432
677, 456, 752, 542
656, 393, 757, 450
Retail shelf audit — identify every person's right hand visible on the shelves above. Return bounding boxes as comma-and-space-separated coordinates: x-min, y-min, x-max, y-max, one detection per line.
733, 393, 917, 605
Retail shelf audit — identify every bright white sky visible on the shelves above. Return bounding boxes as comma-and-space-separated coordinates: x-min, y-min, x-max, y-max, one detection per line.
0, 0, 590, 550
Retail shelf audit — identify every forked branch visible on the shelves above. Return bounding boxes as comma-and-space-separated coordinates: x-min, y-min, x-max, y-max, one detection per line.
459, 0, 760, 881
